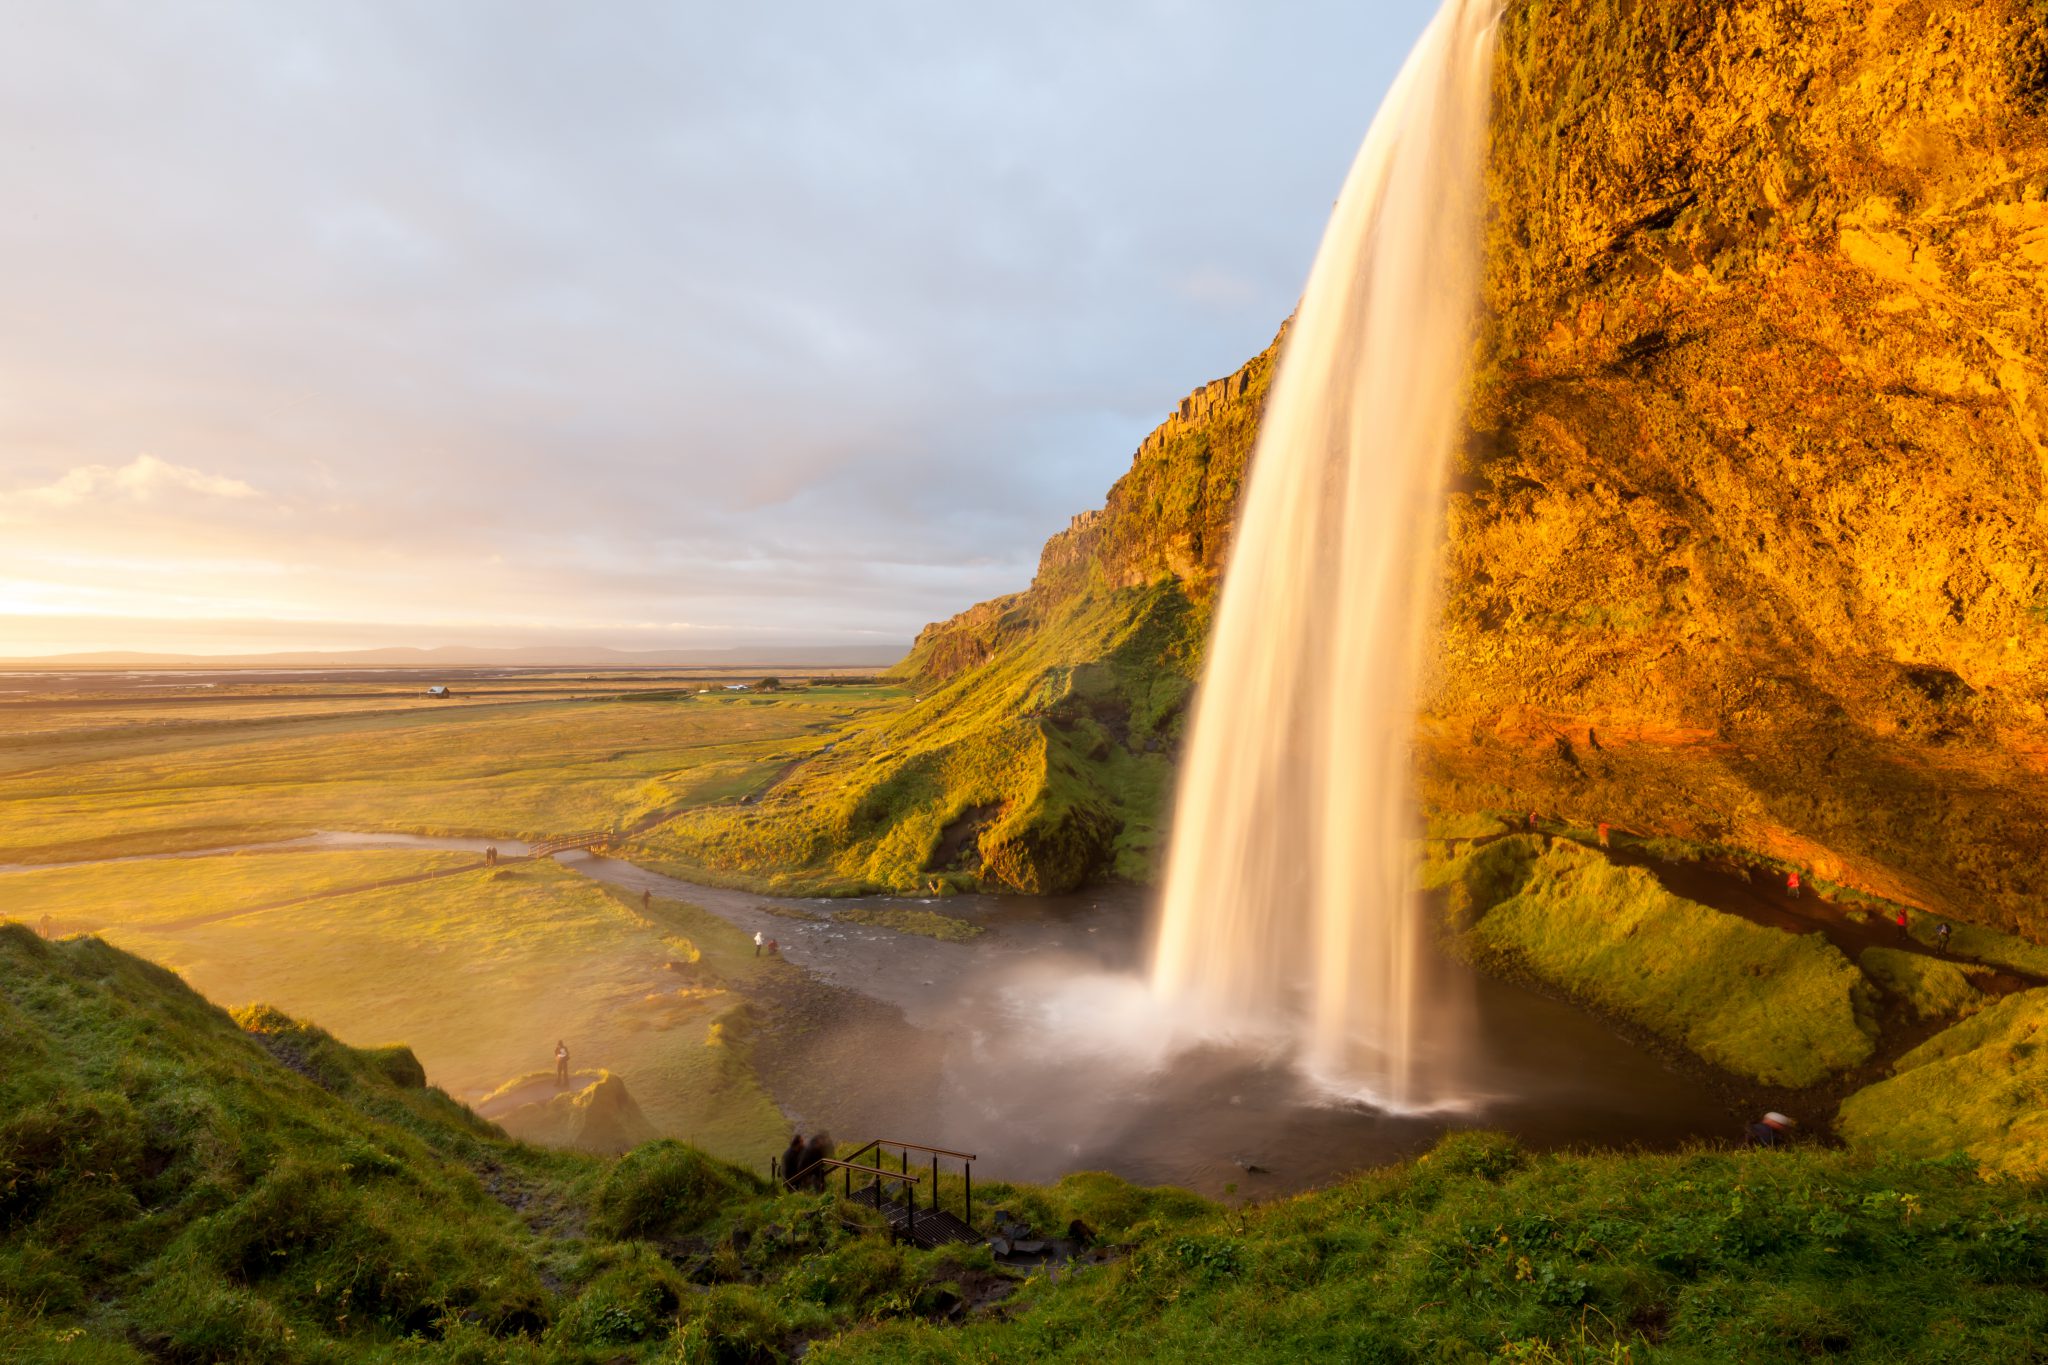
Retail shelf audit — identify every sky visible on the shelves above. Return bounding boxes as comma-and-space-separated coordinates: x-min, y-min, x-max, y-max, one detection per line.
1, 0, 1436, 658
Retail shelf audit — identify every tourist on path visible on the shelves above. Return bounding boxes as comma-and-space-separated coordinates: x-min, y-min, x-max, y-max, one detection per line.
1895, 910, 1911, 940
780, 1132, 806, 1184
39, 914, 52, 939
1936, 922, 1952, 954
1597, 822, 1611, 848
642, 889, 652, 911
1746, 1112, 1796, 1148
1527, 809, 1540, 830
798, 1133, 833, 1191
754, 930, 765, 957
554, 1040, 570, 1087
1787, 870, 1802, 899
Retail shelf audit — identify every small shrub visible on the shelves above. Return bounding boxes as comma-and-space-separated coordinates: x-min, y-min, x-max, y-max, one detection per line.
673, 1284, 789, 1365
593, 1141, 758, 1239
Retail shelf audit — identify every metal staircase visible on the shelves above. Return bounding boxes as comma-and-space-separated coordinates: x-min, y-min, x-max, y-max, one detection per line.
778, 1138, 981, 1248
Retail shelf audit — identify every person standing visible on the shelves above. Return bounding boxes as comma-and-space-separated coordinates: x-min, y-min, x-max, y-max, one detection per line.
1787, 870, 1802, 899
642, 889, 652, 911
1936, 922, 1952, 954
779, 1132, 806, 1184
1895, 910, 1911, 941
1597, 822, 1611, 848
39, 914, 52, 939
754, 930, 765, 957
554, 1040, 570, 1087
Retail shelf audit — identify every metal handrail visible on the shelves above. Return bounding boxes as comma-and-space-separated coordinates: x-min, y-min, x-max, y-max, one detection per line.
792, 1158, 921, 1188
873, 1139, 978, 1161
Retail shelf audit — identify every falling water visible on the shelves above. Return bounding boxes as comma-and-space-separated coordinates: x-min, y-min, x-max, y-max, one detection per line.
1150, 0, 1500, 1110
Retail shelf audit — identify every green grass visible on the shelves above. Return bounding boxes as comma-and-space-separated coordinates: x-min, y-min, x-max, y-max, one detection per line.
6, 853, 789, 1168
0, 686, 907, 865
10, 926, 2048, 1361
1858, 947, 1985, 1021
640, 585, 1202, 896
836, 907, 984, 941
0, 848, 475, 931
1454, 841, 1877, 1086
1838, 988, 2048, 1178
814, 1132, 2048, 1363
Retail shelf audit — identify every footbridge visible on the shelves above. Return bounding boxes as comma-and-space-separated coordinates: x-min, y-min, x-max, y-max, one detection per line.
527, 829, 617, 859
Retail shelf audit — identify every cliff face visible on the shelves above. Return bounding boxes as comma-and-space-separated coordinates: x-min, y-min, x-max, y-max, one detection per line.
702, 0, 2048, 915
1428, 0, 2048, 933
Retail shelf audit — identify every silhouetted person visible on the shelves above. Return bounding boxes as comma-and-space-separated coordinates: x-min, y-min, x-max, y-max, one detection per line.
798, 1133, 833, 1191
554, 1040, 570, 1087
1936, 922, 1952, 954
485, 846, 497, 867
1746, 1111, 1795, 1148
1895, 910, 1911, 941
39, 914, 52, 939
780, 1133, 806, 1184
1787, 870, 1802, 899
642, 889, 652, 910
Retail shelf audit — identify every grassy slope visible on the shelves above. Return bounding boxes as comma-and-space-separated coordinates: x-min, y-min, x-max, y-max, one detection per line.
1449, 840, 1876, 1087
10, 928, 2048, 1363
1857, 947, 1985, 1022
1838, 988, 2048, 1179
32, 853, 788, 1167
640, 585, 1204, 895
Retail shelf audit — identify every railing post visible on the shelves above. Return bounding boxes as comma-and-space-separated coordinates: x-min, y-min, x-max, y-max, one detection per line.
964, 1162, 971, 1226
930, 1154, 938, 1216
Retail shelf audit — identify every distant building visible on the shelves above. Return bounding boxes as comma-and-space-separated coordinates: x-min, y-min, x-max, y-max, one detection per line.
723, 683, 749, 691
427, 685, 451, 698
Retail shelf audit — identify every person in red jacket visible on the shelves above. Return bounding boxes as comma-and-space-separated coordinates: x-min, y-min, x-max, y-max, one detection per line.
1787, 870, 1802, 899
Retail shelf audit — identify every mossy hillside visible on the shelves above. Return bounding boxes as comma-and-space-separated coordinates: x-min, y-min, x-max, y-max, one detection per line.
639, 583, 1204, 895
12, 926, 2048, 1361
819, 1134, 2048, 1364
1449, 840, 1877, 1086
1857, 946, 1986, 1022
0, 926, 1093, 1362
1838, 987, 2048, 1179
0, 922, 579, 1359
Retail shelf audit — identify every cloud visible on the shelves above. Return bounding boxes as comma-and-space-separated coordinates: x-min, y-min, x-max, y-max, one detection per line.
0, 0, 1441, 652
8, 455, 260, 510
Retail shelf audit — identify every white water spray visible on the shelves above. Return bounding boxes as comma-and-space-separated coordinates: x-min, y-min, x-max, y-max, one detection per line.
1150, 0, 1500, 1110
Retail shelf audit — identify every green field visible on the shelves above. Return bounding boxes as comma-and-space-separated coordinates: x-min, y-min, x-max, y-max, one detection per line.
0, 681, 910, 865
0, 677, 919, 1168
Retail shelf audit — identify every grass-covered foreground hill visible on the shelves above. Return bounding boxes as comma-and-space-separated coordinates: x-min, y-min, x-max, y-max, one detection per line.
676, 0, 2048, 923
10, 924, 2048, 1361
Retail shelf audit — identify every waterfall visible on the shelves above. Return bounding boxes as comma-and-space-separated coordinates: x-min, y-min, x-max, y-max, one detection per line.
1149, 0, 1500, 1110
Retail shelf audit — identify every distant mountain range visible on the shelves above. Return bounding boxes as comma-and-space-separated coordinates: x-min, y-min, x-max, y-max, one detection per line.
1, 643, 907, 670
